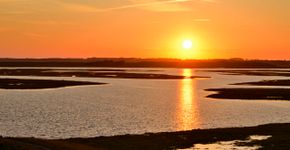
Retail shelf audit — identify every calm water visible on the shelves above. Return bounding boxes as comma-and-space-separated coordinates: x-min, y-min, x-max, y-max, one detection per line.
0, 68, 290, 139
179, 135, 272, 150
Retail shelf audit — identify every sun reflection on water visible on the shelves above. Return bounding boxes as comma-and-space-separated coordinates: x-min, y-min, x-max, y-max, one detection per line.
177, 69, 200, 131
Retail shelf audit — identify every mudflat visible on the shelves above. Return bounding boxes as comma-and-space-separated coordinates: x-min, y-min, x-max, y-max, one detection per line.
233, 79, 290, 86
206, 88, 290, 100
203, 69, 290, 77
0, 78, 106, 89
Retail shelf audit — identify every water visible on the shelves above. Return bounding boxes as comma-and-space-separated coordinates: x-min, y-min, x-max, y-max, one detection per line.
179, 135, 272, 150
0, 68, 290, 139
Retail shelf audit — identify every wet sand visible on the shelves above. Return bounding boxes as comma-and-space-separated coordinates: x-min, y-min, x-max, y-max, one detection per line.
1, 123, 290, 150
0, 78, 106, 89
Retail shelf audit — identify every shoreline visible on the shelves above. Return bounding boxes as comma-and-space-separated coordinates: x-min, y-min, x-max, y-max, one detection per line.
2, 123, 290, 150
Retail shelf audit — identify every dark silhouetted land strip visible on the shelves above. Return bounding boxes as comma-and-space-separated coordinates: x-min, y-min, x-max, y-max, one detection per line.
233, 79, 290, 86
205, 69, 290, 77
0, 69, 208, 79
0, 79, 106, 89
1, 123, 290, 150
206, 88, 290, 100
1, 58, 290, 68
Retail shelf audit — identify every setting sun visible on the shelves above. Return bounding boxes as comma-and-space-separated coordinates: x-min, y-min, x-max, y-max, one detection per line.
175, 38, 200, 59
182, 40, 193, 50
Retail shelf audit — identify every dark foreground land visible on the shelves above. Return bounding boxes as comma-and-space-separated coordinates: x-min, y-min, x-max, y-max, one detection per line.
233, 79, 290, 86
1, 123, 290, 150
206, 88, 290, 100
0, 78, 106, 89
204, 69, 290, 77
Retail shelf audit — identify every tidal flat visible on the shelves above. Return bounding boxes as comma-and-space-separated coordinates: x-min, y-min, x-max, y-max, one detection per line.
0, 78, 106, 89
233, 79, 290, 86
1, 123, 290, 150
204, 70, 290, 100
203, 69, 290, 77
0, 69, 208, 79
206, 88, 290, 100
1, 68, 290, 150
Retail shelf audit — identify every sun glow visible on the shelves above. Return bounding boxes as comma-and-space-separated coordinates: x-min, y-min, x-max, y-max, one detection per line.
182, 40, 193, 49
179, 38, 198, 59
167, 35, 207, 59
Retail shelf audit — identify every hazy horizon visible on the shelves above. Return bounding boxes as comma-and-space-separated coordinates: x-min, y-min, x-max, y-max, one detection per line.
0, 57, 289, 61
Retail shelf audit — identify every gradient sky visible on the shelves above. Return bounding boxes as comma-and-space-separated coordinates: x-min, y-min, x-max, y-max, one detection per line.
0, 0, 289, 59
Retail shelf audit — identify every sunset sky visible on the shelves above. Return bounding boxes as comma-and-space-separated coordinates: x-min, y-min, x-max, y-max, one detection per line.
0, 0, 289, 59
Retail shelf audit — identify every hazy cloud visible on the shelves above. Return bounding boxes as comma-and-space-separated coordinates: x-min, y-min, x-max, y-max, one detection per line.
59, 0, 215, 13
0, 0, 216, 14
106, 0, 192, 12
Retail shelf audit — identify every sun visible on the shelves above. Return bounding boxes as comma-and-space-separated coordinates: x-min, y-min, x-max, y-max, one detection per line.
182, 40, 193, 49
171, 37, 201, 59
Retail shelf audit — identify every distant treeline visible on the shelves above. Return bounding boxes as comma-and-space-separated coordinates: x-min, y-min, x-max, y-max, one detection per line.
0, 58, 290, 68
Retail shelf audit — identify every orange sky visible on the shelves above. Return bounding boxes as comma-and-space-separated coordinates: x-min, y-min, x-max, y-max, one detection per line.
0, 0, 289, 59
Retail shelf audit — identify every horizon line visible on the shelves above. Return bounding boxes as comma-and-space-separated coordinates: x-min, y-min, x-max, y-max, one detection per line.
0, 57, 289, 61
